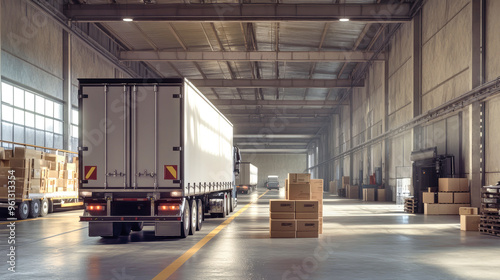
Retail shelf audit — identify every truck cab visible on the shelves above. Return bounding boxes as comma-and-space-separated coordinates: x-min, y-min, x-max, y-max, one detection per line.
266, 175, 280, 190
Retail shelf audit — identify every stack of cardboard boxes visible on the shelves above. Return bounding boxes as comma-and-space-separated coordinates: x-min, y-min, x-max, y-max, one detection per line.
0, 147, 78, 200
460, 207, 480, 231
343, 176, 359, 199
270, 173, 323, 238
423, 178, 471, 215
362, 188, 387, 202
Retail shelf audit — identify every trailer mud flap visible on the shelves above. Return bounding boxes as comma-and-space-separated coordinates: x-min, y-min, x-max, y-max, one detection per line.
155, 222, 181, 237
89, 222, 120, 237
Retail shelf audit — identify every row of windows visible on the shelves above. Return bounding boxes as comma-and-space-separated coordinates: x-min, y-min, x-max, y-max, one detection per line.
1, 82, 78, 151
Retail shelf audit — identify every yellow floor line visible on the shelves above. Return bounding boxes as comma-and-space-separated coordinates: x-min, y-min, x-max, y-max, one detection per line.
153, 190, 269, 280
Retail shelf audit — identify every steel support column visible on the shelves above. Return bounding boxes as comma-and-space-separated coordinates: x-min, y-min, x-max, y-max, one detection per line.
470, 0, 485, 208
62, 30, 71, 151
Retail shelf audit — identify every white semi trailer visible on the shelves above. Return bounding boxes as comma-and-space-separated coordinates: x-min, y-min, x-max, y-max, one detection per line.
78, 78, 240, 238
236, 162, 258, 194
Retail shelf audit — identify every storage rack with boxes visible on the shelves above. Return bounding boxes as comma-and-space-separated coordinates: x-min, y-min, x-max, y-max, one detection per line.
422, 178, 471, 215
0, 142, 79, 220
270, 173, 323, 238
479, 185, 500, 237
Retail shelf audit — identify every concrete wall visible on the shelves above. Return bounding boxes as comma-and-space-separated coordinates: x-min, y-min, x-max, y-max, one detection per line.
241, 153, 307, 189
1, 1, 63, 99
484, 0, 500, 185
1, 0, 130, 149
320, 0, 500, 202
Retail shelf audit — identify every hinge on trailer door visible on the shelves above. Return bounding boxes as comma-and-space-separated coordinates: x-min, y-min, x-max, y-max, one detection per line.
173, 147, 182, 151
79, 147, 89, 151
173, 94, 182, 98
79, 90, 89, 99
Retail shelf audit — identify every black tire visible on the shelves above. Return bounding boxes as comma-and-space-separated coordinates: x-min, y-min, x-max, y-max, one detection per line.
48, 199, 54, 213
131, 222, 143, 232
120, 223, 132, 236
40, 199, 49, 217
220, 195, 227, 218
16, 201, 30, 220
189, 200, 197, 235
180, 200, 190, 238
226, 193, 230, 216
228, 192, 233, 212
29, 199, 41, 218
196, 199, 203, 231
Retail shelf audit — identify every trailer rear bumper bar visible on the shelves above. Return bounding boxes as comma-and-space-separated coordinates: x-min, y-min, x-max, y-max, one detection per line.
80, 216, 180, 222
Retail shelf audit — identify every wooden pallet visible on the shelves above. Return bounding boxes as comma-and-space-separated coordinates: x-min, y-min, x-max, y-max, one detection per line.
479, 214, 500, 237
404, 198, 418, 213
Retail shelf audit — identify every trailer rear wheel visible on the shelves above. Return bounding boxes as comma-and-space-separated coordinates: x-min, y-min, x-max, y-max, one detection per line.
189, 200, 197, 235
120, 223, 132, 236
29, 200, 41, 218
229, 192, 234, 212
225, 193, 230, 216
16, 202, 30, 220
196, 199, 203, 231
40, 199, 49, 217
180, 201, 190, 238
220, 195, 227, 218
131, 222, 143, 232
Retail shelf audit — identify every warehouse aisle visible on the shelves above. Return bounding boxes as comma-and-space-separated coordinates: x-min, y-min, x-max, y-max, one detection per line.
1, 190, 500, 280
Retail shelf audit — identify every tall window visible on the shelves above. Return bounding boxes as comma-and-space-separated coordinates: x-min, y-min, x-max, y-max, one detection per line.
1, 82, 63, 149
71, 108, 78, 151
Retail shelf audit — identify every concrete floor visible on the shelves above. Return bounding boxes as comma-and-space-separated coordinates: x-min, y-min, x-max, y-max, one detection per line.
1, 189, 500, 280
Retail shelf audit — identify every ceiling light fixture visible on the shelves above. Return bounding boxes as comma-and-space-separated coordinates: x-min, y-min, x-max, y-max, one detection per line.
123, 18, 133, 22
339, 18, 350, 22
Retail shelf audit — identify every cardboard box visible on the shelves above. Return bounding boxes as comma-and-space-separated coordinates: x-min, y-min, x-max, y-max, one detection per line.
57, 187, 66, 192
5, 150, 13, 159
270, 231, 295, 238
311, 192, 323, 201
270, 219, 296, 231
439, 178, 469, 192
310, 179, 323, 193
270, 212, 295, 219
285, 179, 289, 200
347, 185, 359, 199
59, 170, 76, 180
49, 162, 58, 171
377, 189, 386, 201
460, 215, 480, 231
270, 200, 295, 212
438, 192, 454, 204
439, 204, 471, 215
296, 213, 319, 219
288, 173, 311, 184
32, 169, 42, 179
319, 217, 323, 234
65, 163, 76, 171
288, 183, 311, 200
428, 187, 438, 192
14, 147, 43, 159
459, 179, 469, 192
296, 231, 319, 238
30, 179, 42, 193
424, 203, 439, 215
363, 188, 376, 201
422, 192, 437, 204
44, 154, 66, 162
459, 207, 478, 215
318, 203, 323, 216
295, 200, 319, 213
296, 219, 319, 232
329, 181, 337, 195
454, 193, 470, 204
0, 160, 9, 167
10, 159, 30, 168
0, 147, 4, 160
56, 179, 67, 188
47, 170, 59, 178
341, 176, 350, 185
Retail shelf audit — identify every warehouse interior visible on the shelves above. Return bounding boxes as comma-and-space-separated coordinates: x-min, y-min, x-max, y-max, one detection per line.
1, 0, 500, 279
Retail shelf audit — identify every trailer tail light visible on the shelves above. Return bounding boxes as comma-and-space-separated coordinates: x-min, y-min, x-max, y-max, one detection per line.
158, 203, 181, 216
86, 204, 106, 212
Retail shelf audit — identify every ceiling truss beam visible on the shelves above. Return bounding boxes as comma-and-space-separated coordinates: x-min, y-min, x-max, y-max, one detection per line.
191, 79, 362, 88
120, 51, 384, 62
211, 99, 346, 106
65, 3, 412, 23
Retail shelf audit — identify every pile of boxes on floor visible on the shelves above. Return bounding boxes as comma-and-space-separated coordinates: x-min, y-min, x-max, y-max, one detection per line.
269, 173, 323, 238
423, 178, 471, 215
0, 147, 78, 199
459, 207, 480, 231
